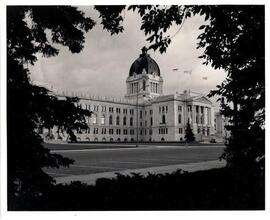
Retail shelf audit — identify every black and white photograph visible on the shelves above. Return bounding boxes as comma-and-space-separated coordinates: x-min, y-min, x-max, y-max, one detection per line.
0, 0, 267, 215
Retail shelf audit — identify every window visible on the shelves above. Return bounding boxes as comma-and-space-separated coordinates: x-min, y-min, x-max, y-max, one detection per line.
116, 116, 120, 125
149, 129, 152, 135
178, 105, 182, 111
178, 114, 182, 124
179, 128, 183, 134
93, 128, 98, 134
123, 116, 126, 126
116, 108, 121, 113
143, 80, 146, 91
150, 110, 153, 115
109, 115, 113, 125
130, 117, 133, 126
140, 110, 142, 119
92, 114, 97, 124
100, 115, 105, 124
109, 107, 114, 113
166, 106, 168, 112
145, 121, 147, 126
150, 117, 153, 126
162, 115, 166, 124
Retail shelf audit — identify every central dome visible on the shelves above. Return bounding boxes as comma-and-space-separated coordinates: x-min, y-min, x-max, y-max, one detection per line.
129, 47, 160, 77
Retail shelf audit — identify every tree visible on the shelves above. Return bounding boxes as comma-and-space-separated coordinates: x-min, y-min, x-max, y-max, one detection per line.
7, 6, 94, 209
184, 120, 195, 143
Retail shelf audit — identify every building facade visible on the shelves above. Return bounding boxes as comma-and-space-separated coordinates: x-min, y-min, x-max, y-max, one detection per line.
43, 48, 217, 142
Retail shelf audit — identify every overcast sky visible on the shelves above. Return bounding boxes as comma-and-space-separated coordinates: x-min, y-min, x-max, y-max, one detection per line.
29, 6, 227, 107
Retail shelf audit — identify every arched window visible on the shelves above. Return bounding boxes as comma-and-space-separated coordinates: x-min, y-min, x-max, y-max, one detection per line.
100, 114, 105, 124
109, 115, 113, 125
162, 115, 166, 124
178, 114, 182, 124
116, 116, 120, 125
161, 137, 165, 141
130, 117, 133, 126
123, 116, 126, 126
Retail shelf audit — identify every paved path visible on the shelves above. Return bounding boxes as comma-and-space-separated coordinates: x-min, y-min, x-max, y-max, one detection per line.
55, 159, 226, 185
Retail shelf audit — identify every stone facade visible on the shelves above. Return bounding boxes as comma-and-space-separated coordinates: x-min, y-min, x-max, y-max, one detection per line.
41, 49, 218, 142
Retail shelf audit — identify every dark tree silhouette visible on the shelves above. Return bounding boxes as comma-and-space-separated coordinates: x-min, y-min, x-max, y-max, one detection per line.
7, 6, 94, 209
184, 120, 195, 143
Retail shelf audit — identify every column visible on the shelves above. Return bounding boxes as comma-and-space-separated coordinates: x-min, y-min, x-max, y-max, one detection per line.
208, 107, 211, 125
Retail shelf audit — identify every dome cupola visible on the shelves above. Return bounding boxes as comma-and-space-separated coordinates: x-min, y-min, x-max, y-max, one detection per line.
129, 47, 160, 77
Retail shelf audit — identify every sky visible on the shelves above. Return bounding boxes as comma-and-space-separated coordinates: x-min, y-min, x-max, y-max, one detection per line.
29, 6, 227, 107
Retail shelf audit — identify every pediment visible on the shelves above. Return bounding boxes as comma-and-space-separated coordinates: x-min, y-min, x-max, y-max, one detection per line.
193, 96, 212, 105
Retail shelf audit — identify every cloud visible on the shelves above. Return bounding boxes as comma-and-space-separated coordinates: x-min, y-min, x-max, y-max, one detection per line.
29, 6, 226, 106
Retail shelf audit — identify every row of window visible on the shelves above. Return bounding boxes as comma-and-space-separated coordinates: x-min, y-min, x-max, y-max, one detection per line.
159, 105, 168, 113
78, 137, 135, 142
159, 128, 168, 134
177, 105, 208, 114
89, 113, 208, 126
77, 128, 153, 135
76, 137, 187, 142
88, 114, 155, 127
81, 104, 136, 115
159, 127, 182, 134
82, 104, 209, 117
